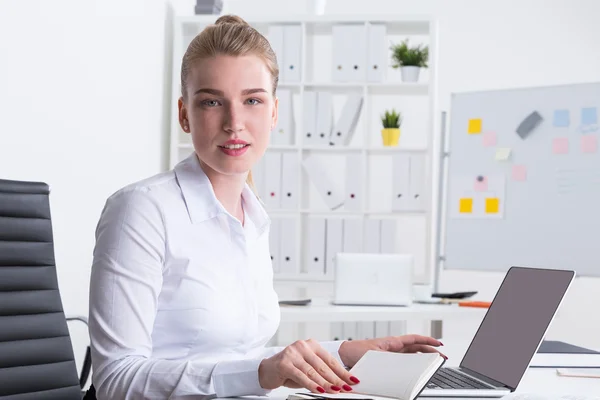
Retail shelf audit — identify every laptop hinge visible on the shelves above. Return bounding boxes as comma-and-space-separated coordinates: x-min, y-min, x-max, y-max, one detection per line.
457, 367, 512, 390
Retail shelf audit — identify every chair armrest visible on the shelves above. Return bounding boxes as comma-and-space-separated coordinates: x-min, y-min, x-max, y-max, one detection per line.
66, 315, 92, 389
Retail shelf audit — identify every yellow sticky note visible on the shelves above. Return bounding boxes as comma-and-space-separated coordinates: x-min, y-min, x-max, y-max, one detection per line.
459, 198, 473, 213
486, 198, 499, 213
468, 119, 482, 134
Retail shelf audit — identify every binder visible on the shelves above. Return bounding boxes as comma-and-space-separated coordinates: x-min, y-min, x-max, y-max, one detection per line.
269, 218, 281, 273
280, 152, 300, 209
366, 23, 386, 82
251, 156, 266, 200
364, 218, 381, 253
315, 92, 333, 145
344, 153, 363, 212
380, 219, 396, 253
332, 24, 350, 82
306, 217, 326, 275
391, 154, 410, 211
342, 218, 363, 252
408, 154, 426, 211
325, 218, 343, 277
282, 24, 302, 82
279, 218, 298, 274
347, 24, 367, 81
302, 155, 345, 210
271, 89, 294, 145
263, 152, 282, 209
330, 94, 363, 146
332, 24, 366, 82
302, 91, 318, 145
267, 25, 284, 76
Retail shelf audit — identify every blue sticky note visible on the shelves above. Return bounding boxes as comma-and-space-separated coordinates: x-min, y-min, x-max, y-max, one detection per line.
582, 107, 598, 125
553, 109, 570, 127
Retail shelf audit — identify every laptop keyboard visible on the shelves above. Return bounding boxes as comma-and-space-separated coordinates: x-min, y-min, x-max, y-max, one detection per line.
426, 368, 494, 390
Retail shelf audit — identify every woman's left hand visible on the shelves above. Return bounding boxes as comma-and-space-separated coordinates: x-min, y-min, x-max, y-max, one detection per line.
338, 334, 447, 368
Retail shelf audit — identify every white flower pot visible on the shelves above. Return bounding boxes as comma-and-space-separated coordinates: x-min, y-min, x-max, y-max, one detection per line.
401, 66, 421, 82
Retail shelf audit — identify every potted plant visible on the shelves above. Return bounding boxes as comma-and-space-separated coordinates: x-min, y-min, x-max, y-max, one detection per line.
390, 39, 429, 82
381, 109, 402, 146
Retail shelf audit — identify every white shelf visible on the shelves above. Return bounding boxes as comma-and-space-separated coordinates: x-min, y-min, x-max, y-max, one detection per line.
169, 14, 438, 286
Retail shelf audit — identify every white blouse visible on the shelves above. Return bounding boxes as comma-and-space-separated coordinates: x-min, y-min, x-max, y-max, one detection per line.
88, 153, 344, 399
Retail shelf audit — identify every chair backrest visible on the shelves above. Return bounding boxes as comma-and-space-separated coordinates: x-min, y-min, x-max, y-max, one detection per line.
0, 179, 81, 399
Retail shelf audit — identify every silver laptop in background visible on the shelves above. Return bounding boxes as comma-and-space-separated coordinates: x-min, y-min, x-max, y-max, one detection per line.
333, 253, 413, 307
420, 266, 576, 397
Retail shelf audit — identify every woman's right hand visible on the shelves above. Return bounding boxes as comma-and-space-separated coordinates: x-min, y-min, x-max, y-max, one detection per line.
258, 339, 359, 393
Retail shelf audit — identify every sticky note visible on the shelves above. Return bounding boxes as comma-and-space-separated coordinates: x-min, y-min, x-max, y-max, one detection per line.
483, 132, 497, 147
581, 135, 598, 153
553, 109, 570, 127
512, 165, 527, 181
582, 107, 598, 125
468, 119, 482, 134
485, 198, 499, 214
459, 198, 473, 213
552, 137, 569, 154
495, 148, 511, 161
474, 176, 488, 192
516, 111, 543, 139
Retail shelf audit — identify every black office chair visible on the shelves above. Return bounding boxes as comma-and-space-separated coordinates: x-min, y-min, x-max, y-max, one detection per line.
0, 179, 92, 399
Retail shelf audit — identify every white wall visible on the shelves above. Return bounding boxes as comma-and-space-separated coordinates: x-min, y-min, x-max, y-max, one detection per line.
1, 0, 599, 377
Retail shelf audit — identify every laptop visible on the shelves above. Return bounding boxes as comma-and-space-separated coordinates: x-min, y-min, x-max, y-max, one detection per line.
333, 253, 413, 306
420, 266, 575, 397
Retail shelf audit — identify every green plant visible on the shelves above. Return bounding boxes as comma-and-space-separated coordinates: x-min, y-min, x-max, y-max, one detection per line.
381, 109, 402, 128
390, 39, 429, 68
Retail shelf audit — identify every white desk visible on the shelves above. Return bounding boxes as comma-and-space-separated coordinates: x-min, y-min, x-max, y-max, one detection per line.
217, 340, 600, 400
279, 299, 488, 338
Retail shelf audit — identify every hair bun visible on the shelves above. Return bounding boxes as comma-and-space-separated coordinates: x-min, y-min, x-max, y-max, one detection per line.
215, 14, 249, 26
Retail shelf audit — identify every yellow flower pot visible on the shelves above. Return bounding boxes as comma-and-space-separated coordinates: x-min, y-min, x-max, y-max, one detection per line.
381, 128, 401, 146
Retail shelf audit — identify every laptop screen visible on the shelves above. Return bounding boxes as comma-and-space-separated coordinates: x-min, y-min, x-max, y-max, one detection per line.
459, 267, 574, 389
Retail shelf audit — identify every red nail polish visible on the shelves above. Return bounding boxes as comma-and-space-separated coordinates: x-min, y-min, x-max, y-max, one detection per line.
317, 387, 325, 393
331, 386, 341, 391
343, 384, 353, 391
350, 376, 360, 383
439, 342, 444, 346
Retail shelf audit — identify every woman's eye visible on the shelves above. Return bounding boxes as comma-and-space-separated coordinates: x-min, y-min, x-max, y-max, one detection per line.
246, 98, 262, 105
202, 99, 220, 107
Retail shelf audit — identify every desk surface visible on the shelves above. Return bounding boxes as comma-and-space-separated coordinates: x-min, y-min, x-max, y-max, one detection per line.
218, 340, 600, 400
279, 299, 488, 323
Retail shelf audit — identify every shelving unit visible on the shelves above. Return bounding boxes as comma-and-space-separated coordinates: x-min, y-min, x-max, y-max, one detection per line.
168, 14, 438, 295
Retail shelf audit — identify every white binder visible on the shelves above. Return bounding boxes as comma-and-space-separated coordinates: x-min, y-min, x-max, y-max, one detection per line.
330, 94, 363, 146
316, 92, 333, 145
267, 25, 284, 76
307, 217, 326, 275
364, 218, 381, 253
346, 24, 367, 81
380, 219, 396, 253
263, 152, 282, 209
366, 23, 386, 82
344, 153, 363, 212
279, 218, 298, 274
302, 155, 345, 210
280, 152, 300, 210
302, 91, 318, 145
332, 24, 350, 82
282, 24, 302, 82
250, 156, 266, 201
325, 218, 343, 278
332, 24, 366, 82
342, 218, 363, 252
269, 218, 281, 273
391, 154, 410, 211
271, 89, 294, 145
408, 154, 426, 211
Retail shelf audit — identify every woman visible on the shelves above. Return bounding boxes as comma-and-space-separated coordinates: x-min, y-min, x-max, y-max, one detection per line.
88, 14, 444, 399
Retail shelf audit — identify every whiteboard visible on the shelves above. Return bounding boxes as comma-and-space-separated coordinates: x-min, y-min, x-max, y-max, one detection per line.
441, 81, 600, 277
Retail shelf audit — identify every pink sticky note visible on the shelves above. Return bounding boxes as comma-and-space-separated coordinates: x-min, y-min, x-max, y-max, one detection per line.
581, 135, 598, 153
474, 176, 488, 192
552, 137, 569, 154
512, 165, 527, 181
483, 132, 497, 147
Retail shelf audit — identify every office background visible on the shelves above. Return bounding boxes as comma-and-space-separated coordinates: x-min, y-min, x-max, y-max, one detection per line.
1, 0, 599, 374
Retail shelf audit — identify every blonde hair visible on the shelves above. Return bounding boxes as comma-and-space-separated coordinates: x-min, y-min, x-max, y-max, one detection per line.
180, 14, 278, 195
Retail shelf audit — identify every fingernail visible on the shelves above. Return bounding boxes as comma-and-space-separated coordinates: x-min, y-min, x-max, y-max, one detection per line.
331, 386, 341, 391
343, 384, 353, 391
350, 376, 360, 383
443, 355, 448, 360
317, 386, 325, 393
439, 342, 444, 346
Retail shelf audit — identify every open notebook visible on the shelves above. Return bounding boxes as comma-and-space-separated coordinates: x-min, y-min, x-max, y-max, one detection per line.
288, 351, 445, 400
